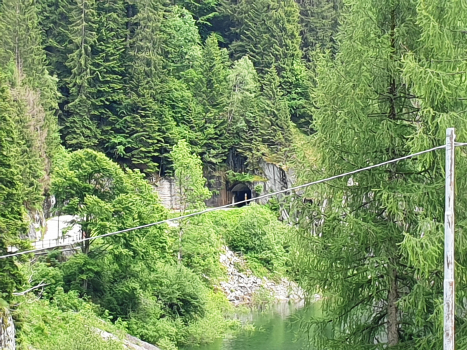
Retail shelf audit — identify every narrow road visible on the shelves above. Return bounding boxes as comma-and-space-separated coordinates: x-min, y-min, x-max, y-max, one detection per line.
33, 215, 81, 249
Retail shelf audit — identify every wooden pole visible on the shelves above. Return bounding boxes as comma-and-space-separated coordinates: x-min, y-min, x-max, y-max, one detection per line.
444, 128, 456, 350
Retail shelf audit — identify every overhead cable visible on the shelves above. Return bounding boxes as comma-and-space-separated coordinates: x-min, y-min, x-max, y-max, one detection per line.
0, 144, 449, 259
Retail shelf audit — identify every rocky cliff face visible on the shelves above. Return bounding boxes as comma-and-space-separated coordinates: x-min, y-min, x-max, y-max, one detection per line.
218, 247, 304, 306
0, 308, 15, 350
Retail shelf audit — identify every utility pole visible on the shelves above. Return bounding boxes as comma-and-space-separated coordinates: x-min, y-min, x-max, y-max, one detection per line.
444, 128, 456, 350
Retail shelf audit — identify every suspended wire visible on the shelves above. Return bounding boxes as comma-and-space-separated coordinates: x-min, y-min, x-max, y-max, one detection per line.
0, 144, 452, 260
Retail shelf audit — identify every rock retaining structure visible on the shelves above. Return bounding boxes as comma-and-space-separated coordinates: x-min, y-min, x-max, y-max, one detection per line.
0, 308, 15, 350
218, 247, 305, 306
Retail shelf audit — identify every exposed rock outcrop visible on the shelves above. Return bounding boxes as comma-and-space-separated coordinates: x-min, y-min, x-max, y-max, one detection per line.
218, 247, 305, 306
0, 308, 15, 350
95, 328, 161, 350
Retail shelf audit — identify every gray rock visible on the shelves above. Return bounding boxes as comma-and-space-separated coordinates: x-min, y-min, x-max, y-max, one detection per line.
217, 247, 306, 306
0, 307, 15, 350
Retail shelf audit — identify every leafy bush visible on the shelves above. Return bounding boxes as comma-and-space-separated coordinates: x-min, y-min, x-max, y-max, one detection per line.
127, 294, 182, 347
224, 204, 290, 273
26, 262, 64, 299
150, 263, 208, 320
181, 216, 225, 281
15, 292, 126, 350
181, 291, 241, 346
61, 253, 104, 295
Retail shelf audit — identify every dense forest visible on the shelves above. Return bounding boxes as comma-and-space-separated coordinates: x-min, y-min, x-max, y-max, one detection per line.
1, 0, 467, 349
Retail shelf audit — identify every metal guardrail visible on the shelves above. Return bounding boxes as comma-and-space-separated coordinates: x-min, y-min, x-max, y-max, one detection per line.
33, 236, 81, 249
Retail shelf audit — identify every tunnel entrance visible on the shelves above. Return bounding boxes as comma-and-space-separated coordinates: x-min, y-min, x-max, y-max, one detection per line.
230, 183, 252, 207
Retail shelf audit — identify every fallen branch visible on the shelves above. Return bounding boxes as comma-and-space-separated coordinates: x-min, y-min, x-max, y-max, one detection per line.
13, 282, 49, 296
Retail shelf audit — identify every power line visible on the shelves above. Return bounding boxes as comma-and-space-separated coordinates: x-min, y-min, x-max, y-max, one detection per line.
0, 144, 450, 260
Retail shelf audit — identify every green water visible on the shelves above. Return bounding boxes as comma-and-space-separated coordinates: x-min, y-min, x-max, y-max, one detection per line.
183, 302, 318, 350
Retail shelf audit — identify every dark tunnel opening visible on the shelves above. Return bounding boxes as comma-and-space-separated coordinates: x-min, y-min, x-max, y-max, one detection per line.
230, 183, 252, 207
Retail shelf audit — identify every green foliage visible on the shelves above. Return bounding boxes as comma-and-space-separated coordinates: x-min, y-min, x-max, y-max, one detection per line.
225, 205, 289, 273
291, 0, 467, 348
171, 140, 211, 211
180, 291, 241, 346
0, 71, 29, 303
225, 170, 255, 183
16, 290, 126, 350
63, 0, 100, 150
180, 216, 225, 281
250, 286, 274, 308
296, 0, 341, 57
254, 184, 263, 195
52, 149, 168, 255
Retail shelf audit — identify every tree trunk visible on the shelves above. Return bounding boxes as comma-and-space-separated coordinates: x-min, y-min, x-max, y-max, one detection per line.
178, 228, 183, 263
0, 308, 15, 350
387, 269, 399, 347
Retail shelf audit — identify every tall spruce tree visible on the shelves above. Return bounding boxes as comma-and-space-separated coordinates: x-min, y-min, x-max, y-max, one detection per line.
0, 0, 47, 85
225, 0, 312, 125
0, 0, 60, 202
115, 0, 175, 172
161, 6, 202, 78
91, 0, 127, 147
0, 71, 27, 302
291, 0, 467, 348
296, 0, 341, 57
195, 34, 230, 164
260, 67, 291, 158
63, 0, 100, 150
226, 56, 263, 164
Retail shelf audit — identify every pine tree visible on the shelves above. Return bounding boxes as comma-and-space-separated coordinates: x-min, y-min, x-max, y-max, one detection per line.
228, 0, 302, 76
173, 0, 220, 39
115, 0, 175, 172
161, 6, 202, 78
225, 0, 312, 126
0, 0, 60, 201
290, 0, 467, 348
195, 34, 231, 164
260, 67, 291, 158
0, 0, 47, 85
0, 71, 27, 302
296, 0, 341, 57
63, 0, 100, 150
91, 0, 127, 150
36, 0, 73, 92
225, 56, 263, 164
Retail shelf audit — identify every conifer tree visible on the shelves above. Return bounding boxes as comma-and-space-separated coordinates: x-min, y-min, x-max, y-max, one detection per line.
161, 6, 202, 78
115, 0, 175, 172
173, 0, 220, 39
63, 0, 100, 150
225, 0, 311, 125
260, 67, 291, 157
91, 0, 127, 146
0, 71, 27, 302
225, 56, 263, 163
0, 0, 47, 86
0, 0, 60, 200
195, 34, 230, 164
35, 0, 73, 92
228, 0, 302, 76
296, 0, 341, 57
292, 0, 467, 348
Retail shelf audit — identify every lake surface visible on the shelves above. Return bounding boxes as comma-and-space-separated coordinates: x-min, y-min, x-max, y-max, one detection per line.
183, 302, 318, 350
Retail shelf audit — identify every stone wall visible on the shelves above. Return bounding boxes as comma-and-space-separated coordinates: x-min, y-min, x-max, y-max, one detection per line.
153, 178, 181, 210
0, 308, 15, 350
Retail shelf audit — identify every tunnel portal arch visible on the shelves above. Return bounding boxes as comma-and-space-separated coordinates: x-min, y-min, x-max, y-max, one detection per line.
230, 183, 252, 207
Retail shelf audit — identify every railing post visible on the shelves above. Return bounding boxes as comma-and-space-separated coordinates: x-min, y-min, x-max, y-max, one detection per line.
444, 128, 456, 350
